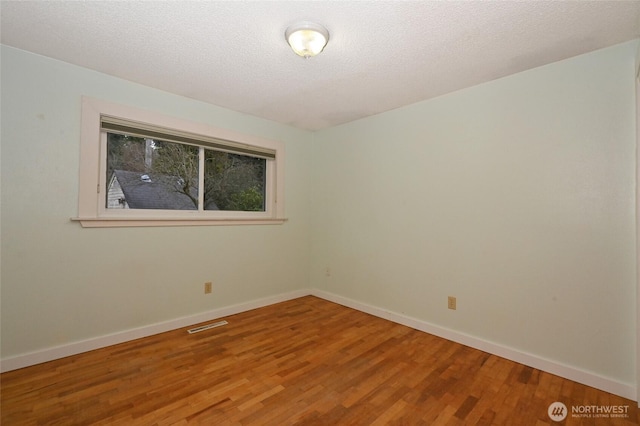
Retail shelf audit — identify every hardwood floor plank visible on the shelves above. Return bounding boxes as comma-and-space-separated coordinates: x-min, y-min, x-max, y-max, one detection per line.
454, 395, 479, 420
1, 296, 638, 425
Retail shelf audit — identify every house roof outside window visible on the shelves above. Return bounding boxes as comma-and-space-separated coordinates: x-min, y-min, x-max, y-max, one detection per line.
108, 170, 199, 210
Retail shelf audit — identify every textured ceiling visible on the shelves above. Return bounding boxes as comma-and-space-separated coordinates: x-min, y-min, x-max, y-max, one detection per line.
1, 1, 639, 131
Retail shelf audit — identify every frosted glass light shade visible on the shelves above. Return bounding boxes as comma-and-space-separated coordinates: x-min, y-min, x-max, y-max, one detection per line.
285, 21, 329, 58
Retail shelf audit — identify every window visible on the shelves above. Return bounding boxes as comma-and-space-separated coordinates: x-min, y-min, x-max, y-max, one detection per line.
74, 97, 285, 227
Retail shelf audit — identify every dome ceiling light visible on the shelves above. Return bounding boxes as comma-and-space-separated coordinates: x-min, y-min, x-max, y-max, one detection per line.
285, 21, 329, 59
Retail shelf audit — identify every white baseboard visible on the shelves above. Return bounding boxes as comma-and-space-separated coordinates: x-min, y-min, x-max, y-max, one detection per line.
0, 289, 309, 373
310, 289, 637, 402
2, 287, 635, 402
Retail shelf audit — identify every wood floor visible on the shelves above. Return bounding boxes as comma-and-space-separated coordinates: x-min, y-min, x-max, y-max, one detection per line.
1, 296, 637, 425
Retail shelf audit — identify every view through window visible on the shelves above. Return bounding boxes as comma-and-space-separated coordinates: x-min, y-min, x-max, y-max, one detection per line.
106, 133, 266, 212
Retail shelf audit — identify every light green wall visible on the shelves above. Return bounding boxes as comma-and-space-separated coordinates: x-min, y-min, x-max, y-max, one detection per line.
0, 46, 313, 358
310, 40, 638, 385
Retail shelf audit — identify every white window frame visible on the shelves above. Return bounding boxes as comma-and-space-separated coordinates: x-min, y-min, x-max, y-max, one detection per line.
73, 97, 285, 228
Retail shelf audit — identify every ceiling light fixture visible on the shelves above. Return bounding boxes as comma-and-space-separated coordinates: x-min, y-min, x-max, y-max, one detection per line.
285, 21, 329, 59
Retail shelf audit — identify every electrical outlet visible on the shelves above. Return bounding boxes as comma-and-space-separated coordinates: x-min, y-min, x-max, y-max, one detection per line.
448, 296, 457, 310
204, 282, 212, 294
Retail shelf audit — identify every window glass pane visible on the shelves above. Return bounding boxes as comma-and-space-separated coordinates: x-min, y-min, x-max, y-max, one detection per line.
106, 133, 199, 210
204, 149, 266, 211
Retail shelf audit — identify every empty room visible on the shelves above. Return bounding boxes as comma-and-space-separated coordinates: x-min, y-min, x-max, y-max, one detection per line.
1, 1, 639, 424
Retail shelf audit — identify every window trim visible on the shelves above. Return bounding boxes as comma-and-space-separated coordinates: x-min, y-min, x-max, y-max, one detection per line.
73, 97, 286, 228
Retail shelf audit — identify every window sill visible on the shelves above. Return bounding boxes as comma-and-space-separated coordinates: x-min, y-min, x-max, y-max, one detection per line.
71, 217, 287, 228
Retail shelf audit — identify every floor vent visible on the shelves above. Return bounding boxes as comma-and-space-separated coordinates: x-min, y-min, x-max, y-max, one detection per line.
187, 320, 228, 334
